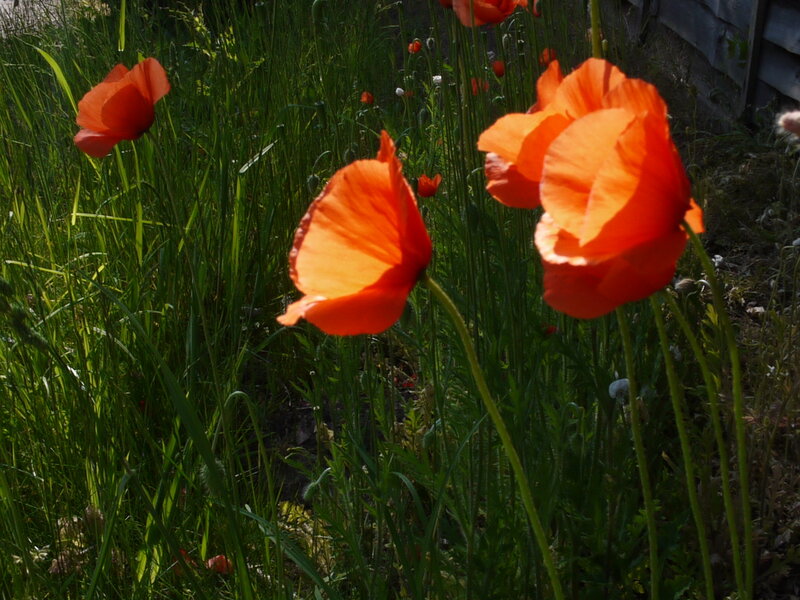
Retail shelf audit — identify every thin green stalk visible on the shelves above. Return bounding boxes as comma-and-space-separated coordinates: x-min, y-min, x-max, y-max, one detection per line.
423, 273, 565, 600
649, 296, 714, 599
662, 291, 745, 596
616, 306, 659, 600
590, 0, 603, 58
684, 222, 752, 599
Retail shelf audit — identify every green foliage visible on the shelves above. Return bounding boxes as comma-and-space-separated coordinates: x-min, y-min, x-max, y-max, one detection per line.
0, 0, 793, 599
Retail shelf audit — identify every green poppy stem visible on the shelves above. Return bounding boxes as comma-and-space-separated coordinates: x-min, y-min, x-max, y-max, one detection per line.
649, 295, 714, 599
615, 306, 660, 600
590, 0, 603, 58
423, 273, 565, 600
661, 291, 745, 597
683, 221, 752, 600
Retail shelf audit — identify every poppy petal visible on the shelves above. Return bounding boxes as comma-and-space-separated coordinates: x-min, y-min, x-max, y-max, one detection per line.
478, 113, 543, 162
550, 58, 626, 119
284, 284, 411, 336
575, 114, 692, 254
290, 162, 406, 297
484, 152, 539, 208
102, 64, 129, 83
99, 84, 155, 139
684, 199, 705, 234
128, 57, 170, 104
479, 111, 570, 208
76, 80, 122, 132
601, 78, 668, 119
73, 129, 123, 157
528, 60, 564, 113
537, 214, 689, 318
540, 108, 634, 235
452, 0, 526, 26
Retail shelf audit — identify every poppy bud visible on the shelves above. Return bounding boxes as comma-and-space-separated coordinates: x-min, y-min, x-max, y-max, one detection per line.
417, 174, 442, 197
673, 278, 697, 294
492, 60, 505, 77
538, 47, 556, 66
471, 77, 489, 95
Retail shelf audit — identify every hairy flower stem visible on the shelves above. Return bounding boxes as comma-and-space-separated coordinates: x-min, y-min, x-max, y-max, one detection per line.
424, 273, 565, 600
590, 0, 603, 58
661, 291, 745, 596
649, 296, 714, 599
684, 222, 752, 599
616, 307, 660, 600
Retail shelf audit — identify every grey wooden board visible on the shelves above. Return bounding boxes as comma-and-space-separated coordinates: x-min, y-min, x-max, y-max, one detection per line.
714, 0, 753, 32
758, 39, 800, 101
686, 0, 752, 30
764, 0, 800, 55
620, 0, 800, 114
657, 0, 748, 83
659, 0, 721, 61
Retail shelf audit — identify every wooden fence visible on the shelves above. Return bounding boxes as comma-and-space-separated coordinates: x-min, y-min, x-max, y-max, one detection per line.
623, 0, 800, 117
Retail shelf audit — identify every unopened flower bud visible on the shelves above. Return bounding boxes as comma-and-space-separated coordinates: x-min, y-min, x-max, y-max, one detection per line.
674, 278, 696, 294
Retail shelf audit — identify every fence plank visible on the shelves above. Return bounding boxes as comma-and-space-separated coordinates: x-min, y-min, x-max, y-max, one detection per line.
757, 40, 800, 101
659, 0, 720, 61
763, 0, 800, 55
715, 0, 751, 32
739, 0, 769, 114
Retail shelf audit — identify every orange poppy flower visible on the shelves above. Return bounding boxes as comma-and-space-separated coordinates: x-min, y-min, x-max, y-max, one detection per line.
471, 77, 489, 95
538, 47, 557, 66
452, 0, 528, 26
205, 554, 233, 575
492, 60, 506, 77
74, 58, 170, 158
277, 131, 432, 335
360, 91, 374, 105
408, 39, 422, 54
479, 58, 704, 318
417, 174, 442, 197
173, 549, 196, 577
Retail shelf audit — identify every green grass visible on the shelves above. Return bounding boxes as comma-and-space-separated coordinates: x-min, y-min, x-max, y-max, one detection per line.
0, 0, 797, 598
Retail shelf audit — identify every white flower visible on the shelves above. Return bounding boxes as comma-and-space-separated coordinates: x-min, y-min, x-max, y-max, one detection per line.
777, 110, 800, 139
432, 75, 442, 86
395, 87, 405, 97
